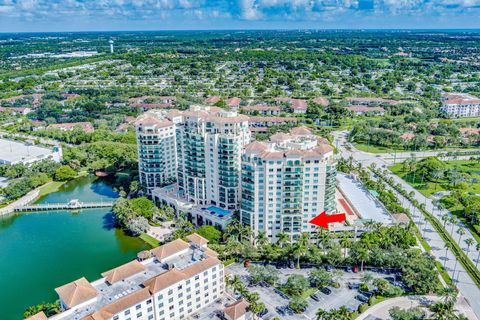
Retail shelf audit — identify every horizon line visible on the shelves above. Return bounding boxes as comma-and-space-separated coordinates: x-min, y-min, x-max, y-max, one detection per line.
2, 27, 480, 34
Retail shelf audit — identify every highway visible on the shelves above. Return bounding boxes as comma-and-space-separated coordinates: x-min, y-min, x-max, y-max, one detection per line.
333, 131, 480, 319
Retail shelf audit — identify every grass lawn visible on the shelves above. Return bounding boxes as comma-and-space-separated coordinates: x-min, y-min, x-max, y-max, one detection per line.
354, 142, 479, 155
139, 233, 160, 248
300, 287, 318, 300
388, 160, 480, 197
353, 143, 402, 154
37, 181, 66, 198
278, 286, 317, 300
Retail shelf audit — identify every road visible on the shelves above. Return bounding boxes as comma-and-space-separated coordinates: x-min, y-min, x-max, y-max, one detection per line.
333, 131, 480, 319
355, 295, 477, 320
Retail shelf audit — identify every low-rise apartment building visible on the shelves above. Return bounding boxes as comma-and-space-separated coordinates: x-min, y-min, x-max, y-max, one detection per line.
27, 235, 224, 320
240, 126, 336, 242
441, 92, 480, 118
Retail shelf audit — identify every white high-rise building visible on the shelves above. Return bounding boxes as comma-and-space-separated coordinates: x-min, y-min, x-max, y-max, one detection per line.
136, 106, 250, 208
136, 110, 179, 193
27, 235, 225, 320
240, 127, 336, 242
177, 106, 250, 210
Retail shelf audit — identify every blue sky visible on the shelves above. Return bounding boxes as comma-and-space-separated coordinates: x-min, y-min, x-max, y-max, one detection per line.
0, 0, 479, 32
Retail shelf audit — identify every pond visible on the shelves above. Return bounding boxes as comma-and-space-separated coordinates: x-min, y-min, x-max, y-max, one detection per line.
0, 176, 148, 320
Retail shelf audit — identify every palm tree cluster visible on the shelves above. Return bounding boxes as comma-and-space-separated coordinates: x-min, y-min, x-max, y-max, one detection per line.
226, 275, 266, 316
215, 220, 440, 295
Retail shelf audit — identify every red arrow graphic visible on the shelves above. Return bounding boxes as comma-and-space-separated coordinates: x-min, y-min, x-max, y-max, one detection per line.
309, 211, 346, 229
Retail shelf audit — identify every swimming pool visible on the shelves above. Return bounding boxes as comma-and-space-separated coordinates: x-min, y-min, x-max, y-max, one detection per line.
203, 205, 232, 217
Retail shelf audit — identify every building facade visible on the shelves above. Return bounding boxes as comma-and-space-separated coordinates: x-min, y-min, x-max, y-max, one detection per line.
441, 93, 480, 118
136, 106, 250, 206
175, 106, 250, 210
136, 111, 178, 193
30, 235, 224, 320
240, 127, 336, 242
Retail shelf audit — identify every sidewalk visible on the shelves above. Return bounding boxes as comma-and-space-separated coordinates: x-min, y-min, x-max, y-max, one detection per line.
0, 188, 39, 216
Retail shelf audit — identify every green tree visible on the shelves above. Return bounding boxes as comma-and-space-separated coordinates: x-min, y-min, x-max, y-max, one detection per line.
389, 306, 426, 320
308, 268, 332, 288
196, 225, 222, 244
282, 274, 309, 297
248, 265, 279, 285
54, 165, 76, 181
288, 296, 307, 313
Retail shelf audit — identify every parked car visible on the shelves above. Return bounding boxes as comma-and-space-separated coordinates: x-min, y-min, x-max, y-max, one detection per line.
311, 293, 320, 301
355, 294, 369, 303
274, 288, 289, 300
258, 308, 268, 317
320, 287, 332, 295
275, 306, 285, 316
347, 282, 359, 290
325, 265, 333, 271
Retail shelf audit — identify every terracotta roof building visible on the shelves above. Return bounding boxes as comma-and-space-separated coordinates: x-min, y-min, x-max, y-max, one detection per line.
276, 97, 308, 114
101, 260, 145, 285
347, 105, 385, 115
441, 92, 480, 118
223, 299, 250, 320
25, 312, 48, 320
55, 277, 98, 309
242, 105, 281, 116
37, 238, 225, 320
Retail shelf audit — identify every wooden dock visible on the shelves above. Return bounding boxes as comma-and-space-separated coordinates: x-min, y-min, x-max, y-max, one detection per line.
15, 201, 114, 212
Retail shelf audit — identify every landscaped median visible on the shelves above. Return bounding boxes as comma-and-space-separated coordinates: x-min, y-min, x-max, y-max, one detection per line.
370, 166, 480, 289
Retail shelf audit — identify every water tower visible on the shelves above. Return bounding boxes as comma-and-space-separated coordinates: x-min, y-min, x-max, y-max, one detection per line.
109, 40, 114, 54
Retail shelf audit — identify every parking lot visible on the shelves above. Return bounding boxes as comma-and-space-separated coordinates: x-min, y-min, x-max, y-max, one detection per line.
227, 263, 398, 320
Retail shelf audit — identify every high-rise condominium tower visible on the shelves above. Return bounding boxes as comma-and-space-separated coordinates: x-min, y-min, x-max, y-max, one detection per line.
177, 106, 250, 210
240, 126, 336, 242
135, 110, 180, 194
136, 107, 250, 209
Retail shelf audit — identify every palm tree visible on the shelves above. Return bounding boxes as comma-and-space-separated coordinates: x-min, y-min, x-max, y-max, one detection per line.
339, 231, 351, 258
430, 301, 456, 320
357, 247, 370, 272
316, 309, 327, 320
440, 286, 458, 304
449, 216, 458, 235
457, 227, 466, 244
441, 213, 450, 229
255, 231, 268, 248
292, 232, 310, 267
443, 243, 450, 269
465, 238, 474, 256
276, 231, 289, 249
228, 275, 243, 294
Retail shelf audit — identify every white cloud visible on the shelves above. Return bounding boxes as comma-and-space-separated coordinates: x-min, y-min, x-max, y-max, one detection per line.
0, 5, 14, 13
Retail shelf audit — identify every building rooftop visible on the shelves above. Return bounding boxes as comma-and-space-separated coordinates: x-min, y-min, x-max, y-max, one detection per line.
55, 277, 98, 309
150, 238, 190, 261
337, 173, 393, 225
25, 312, 48, 320
244, 127, 333, 159
442, 92, 480, 105
101, 260, 145, 285
187, 233, 209, 247
223, 298, 250, 320
50, 241, 220, 320
0, 139, 61, 165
